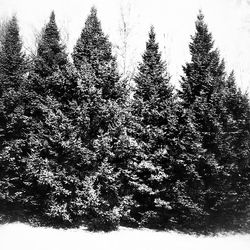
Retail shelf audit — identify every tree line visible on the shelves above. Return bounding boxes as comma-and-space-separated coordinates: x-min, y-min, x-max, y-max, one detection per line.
0, 7, 249, 233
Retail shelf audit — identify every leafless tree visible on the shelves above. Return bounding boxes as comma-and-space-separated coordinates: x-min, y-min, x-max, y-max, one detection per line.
114, 1, 138, 88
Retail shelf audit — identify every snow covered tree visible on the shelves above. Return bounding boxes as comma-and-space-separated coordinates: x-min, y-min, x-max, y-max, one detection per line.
179, 11, 226, 160
179, 11, 226, 107
72, 6, 120, 100
23, 12, 86, 226
130, 27, 205, 230
29, 11, 77, 102
72, 7, 132, 230
34, 11, 68, 78
179, 11, 250, 230
0, 15, 30, 221
0, 16, 26, 94
213, 72, 250, 229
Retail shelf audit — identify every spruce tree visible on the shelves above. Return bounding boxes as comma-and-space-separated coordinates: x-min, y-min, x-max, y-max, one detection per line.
179, 11, 250, 230
29, 11, 76, 102
179, 11, 226, 107
179, 11, 226, 159
0, 16, 26, 93
0, 16, 30, 220
72, 7, 131, 230
24, 11, 86, 226
215, 72, 250, 229
34, 11, 67, 78
131, 27, 205, 230
72, 6, 120, 100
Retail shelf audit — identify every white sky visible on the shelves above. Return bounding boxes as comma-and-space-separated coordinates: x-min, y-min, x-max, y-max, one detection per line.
0, 0, 250, 92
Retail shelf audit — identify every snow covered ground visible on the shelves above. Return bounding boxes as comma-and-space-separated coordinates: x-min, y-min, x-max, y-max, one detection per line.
0, 223, 250, 250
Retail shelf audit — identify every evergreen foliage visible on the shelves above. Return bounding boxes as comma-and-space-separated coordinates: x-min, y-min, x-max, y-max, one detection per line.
179, 11, 250, 230
0, 16, 30, 221
72, 6, 120, 100
71, 7, 130, 230
130, 27, 205, 230
0, 16, 26, 93
34, 11, 68, 78
179, 11, 226, 107
23, 12, 86, 226
0, 8, 249, 233
215, 71, 250, 229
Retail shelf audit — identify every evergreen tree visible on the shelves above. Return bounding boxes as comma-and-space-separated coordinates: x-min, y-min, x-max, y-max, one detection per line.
34, 11, 68, 78
0, 16, 30, 221
179, 11, 226, 107
214, 72, 250, 229
72, 7, 131, 230
179, 11, 226, 160
179, 11, 250, 230
131, 27, 205, 230
29, 11, 74, 103
0, 16, 26, 94
72, 6, 120, 100
24, 12, 86, 226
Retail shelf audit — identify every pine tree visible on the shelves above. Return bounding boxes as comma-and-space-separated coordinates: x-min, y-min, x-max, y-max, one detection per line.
72, 6, 120, 100
215, 72, 250, 229
0, 16, 30, 221
72, 7, 131, 230
179, 11, 226, 160
24, 12, 86, 226
179, 11, 250, 230
29, 11, 75, 103
179, 11, 226, 107
0, 16, 26, 94
34, 11, 68, 78
131, 27, 205, 230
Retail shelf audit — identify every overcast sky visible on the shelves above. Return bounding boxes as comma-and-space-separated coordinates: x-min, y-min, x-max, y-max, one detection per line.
0, 0, 249, 91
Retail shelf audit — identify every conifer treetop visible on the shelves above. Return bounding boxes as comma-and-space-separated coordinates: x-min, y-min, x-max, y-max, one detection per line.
227, 71, 237, 89
142, 26, 162, 69
44, 11, 59, 41
38, 11, 60, 51
2, 16, 22, 54
34, 11, 67, 77
134, 26, 172, 102
72, 6, 121, 100
84, 6, 102, 36
190, 10, 214, 60
72, 6, 115, 70
0, 15, 26, 90
180, 11, 226, 106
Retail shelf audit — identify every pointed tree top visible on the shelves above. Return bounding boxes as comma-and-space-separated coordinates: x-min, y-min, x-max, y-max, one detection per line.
197, 9, 204, 21
34, 9, 67, 77
3, 14, 22, 50
10, 14, 18, 24
5, 14, 18, 33
195, 9, 207, 30
227, 70, 237, 88
180, 10, 226, 106
149, 26, 156, 41
90, 6, 97, 16
134, 26, 172, 101
228, 70, 235, 79
85, 6, 101, 32
47, 10, 57, 29
189, 10, 214, 55
50, 11, 56, 22
72, 6, 115, 70
42, 10, 60, 43
0, 14, 26, 90
144, 26, 160, 57
149, 25, 155, 33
